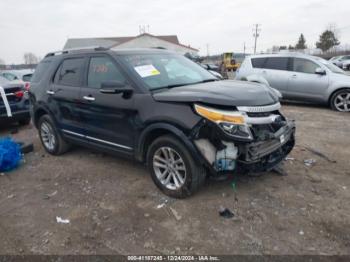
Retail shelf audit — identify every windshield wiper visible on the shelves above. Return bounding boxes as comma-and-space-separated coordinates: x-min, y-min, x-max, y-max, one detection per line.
151, 78, 218, 91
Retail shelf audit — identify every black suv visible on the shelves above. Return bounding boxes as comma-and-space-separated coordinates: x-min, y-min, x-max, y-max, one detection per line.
29, 48, 295, 198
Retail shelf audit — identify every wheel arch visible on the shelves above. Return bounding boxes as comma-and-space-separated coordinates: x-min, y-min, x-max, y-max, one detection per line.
135, 123, 204, 165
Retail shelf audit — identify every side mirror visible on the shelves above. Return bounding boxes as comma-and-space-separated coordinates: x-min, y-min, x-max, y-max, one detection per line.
100, 80, 133, 98
315, 68, 326, 75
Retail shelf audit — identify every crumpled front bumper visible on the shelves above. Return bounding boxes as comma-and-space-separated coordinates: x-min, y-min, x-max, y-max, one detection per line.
237, 120, 295, 172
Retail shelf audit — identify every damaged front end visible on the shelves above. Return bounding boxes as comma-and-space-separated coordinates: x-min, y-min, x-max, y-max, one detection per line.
190, 102, 295, 175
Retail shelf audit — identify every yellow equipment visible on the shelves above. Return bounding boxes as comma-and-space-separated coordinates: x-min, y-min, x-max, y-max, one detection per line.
222, 52, 240, 71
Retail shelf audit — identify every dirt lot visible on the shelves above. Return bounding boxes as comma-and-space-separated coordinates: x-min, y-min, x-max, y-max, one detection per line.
0, 103, 349, 255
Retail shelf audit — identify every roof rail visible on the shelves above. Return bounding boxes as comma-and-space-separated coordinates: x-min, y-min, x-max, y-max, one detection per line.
44, 46, 110, 57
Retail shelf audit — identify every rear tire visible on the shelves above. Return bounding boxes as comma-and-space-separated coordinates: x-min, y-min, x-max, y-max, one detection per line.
330, 89, 350, 112
147, 135, 206, 198
38, 115, 70, 155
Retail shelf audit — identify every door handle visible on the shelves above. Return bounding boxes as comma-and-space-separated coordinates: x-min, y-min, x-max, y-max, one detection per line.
83, 95, 95, 101
46, 90, 55, 95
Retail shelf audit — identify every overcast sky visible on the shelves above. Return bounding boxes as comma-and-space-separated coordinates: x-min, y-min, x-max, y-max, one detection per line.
0, 0, 349, 64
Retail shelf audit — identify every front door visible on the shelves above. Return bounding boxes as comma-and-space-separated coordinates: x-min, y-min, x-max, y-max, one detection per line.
78, 55, 136, 154
287, 58, 329, 101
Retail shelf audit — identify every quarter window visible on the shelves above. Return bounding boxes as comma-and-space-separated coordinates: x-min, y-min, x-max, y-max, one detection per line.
57, 58, 84, 86
292, 58, 319, 74
32, 61, 51, 83
88, 57, 125, 88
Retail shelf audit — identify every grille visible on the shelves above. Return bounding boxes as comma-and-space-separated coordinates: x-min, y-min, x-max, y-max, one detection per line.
237, 103, 281, 113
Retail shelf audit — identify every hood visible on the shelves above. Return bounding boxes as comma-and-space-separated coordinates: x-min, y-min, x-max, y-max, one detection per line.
152, 80, 279, 107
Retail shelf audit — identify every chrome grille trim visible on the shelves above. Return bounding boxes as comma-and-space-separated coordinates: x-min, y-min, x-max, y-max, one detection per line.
237, 102, 281, 113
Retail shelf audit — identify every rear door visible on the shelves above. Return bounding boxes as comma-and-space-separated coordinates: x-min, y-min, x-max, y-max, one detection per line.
78, 55, 135, 154
258, 57, 290, 95
49, 57, 86, 137
287, 58, 329, 101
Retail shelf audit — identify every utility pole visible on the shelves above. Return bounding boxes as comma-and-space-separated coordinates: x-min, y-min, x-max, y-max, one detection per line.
253, 24, 261, 54
243, 42, 246, 56
206, 43, 210, 58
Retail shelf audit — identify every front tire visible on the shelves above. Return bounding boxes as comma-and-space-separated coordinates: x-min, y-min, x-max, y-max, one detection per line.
147, 135, 206, 198
38, 115, 70, 155
330, 89, 350, 112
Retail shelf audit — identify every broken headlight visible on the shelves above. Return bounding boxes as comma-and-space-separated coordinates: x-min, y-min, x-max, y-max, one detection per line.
194, 104, 253, 140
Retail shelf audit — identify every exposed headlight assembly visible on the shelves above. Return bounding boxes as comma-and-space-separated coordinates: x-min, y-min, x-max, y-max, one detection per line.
194, 104, 253, 140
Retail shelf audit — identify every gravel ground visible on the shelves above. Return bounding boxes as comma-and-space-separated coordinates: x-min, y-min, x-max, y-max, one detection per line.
0, 103, 349, 255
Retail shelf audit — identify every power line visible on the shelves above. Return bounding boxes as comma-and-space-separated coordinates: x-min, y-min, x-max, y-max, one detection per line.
253, 24, 261, 54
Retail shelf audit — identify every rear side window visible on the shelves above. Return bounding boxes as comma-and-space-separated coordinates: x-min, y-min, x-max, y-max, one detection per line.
292, 58, 319, 74
31, 61, 51, 83
57, 58, 85, 86
251, 58, 266, 68
87, 57, 125, 88
264, 57, 289, 70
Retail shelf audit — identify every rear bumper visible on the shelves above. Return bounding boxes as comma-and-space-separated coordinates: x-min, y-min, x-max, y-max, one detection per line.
0, 98, 30, 121
0, 110, 30, 120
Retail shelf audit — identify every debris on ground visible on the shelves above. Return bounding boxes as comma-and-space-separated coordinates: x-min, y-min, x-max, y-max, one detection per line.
299, 230, 304, 236
285, 157, 295, 161
156, 203, 166, 209
219, 207, 234, 219
169, 207, 182, 221
305, 146, 336, 163
17, 141, 34, 154
56, 217, 70, 224
304, 159, 316, 167
0, 138, 22, 172
272, 164, 288, 176
44, 190, 58, 200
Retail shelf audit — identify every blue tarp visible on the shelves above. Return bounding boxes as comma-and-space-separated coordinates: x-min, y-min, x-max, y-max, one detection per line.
0, 137, 22, 172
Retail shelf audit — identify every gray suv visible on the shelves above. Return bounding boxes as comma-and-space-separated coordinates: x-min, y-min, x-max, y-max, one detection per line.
236, 53, 350, 112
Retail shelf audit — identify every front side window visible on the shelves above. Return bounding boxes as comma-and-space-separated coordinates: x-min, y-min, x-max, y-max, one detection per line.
87, 57, 125, 88
119, 53, 216, 90
264, 57, 289, 71
292, 58, 319, 74
57, 58, 84, 86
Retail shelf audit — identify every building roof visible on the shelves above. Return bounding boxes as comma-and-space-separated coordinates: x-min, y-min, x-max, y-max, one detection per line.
63, 33, 198, 51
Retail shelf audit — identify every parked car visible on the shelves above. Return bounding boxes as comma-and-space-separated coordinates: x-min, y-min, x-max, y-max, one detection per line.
0, 69, 34, 90
341, 60, 350, 71
0, 76, 31, 125
329, 55, 350, 68
235, 53, 350, 112
29, 47, 295, 198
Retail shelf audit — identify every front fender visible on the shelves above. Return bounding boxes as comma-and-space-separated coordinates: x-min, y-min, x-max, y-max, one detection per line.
135, 122, 205, 165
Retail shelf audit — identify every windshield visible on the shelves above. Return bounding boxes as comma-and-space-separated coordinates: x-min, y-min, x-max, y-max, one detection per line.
120, 53, 217, 90
315, 57, 345, 74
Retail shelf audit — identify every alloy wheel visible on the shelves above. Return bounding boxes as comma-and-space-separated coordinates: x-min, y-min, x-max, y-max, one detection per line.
334, 92, 350, 112
40, 121, 56, 151
153, 147, 187, 190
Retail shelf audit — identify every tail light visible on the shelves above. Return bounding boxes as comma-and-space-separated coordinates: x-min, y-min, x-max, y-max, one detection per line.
24, 82, 30, 91
14, 91, 24, 99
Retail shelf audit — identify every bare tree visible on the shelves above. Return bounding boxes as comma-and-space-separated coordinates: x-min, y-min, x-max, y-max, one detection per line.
0, 58, 5, 65
23, 52, 39, 64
